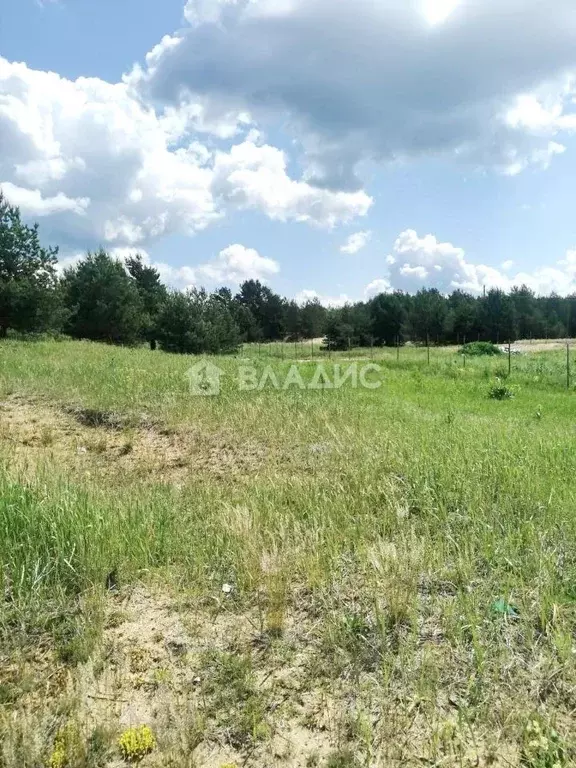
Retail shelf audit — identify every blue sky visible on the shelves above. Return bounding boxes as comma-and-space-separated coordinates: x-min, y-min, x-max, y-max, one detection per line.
2, 0, 576, 304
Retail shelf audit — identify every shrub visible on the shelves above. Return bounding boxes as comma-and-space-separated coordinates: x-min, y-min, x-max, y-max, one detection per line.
461, 341, 502, 356
118, 726, 156, 762
488, 383, 515, 400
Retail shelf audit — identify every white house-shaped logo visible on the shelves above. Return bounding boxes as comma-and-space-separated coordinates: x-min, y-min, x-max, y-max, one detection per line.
185, 361, 224, 396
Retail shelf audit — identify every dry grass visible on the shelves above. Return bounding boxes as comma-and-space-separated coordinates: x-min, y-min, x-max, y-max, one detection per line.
1, 339, 576, 766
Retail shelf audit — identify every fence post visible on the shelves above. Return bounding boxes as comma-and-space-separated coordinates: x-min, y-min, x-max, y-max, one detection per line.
508, 340, 512, 377
567, 339, 571, 391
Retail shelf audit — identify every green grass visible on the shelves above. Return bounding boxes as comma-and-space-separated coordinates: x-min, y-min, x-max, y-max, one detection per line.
1, 338, 576, 766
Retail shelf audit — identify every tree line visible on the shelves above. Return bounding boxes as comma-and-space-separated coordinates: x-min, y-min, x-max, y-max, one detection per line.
1, 192, 575, 354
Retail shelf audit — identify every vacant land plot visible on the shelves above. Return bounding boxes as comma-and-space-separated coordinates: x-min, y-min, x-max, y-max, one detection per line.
1, 339, 576, 767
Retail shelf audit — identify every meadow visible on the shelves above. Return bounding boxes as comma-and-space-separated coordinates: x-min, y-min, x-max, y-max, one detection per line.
1, 338, 576, 767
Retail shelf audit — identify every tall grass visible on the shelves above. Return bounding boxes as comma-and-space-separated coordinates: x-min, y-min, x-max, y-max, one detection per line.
1, 339, 576, 764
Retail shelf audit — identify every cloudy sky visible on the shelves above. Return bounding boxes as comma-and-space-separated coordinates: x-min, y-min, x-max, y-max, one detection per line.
3, 0, 576, 304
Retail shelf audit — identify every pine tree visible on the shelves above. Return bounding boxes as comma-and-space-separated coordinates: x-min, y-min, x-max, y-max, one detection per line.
0, 192, 63, 337
63, 249, 145, 345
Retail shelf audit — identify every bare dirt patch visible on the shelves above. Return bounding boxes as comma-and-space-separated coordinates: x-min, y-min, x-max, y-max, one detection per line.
509, 338, 576, 353
76, 585, 336, 767
0, 396, 271, 484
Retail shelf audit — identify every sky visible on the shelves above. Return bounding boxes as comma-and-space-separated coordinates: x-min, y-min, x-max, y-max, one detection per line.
2, 0, 576, 305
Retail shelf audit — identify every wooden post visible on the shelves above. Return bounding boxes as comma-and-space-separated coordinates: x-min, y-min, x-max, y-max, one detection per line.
567, 339, 571, 391
508, 340, 512, 377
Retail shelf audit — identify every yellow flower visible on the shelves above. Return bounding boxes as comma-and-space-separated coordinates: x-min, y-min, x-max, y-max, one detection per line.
118, 725, 156, 762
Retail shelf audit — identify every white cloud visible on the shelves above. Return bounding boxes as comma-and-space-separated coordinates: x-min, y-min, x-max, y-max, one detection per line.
184, 0, 245, 26
197, 243, 279, 283
107, 243, 278, 291
0, 56, 370, 255
142, 0, 576, 188
341, 230, 371, 255
366, 229, 576, 297
212, 141, 372, 227
365, 278, 392, 298
295, 289, 351, 308
0, 182, 89, 217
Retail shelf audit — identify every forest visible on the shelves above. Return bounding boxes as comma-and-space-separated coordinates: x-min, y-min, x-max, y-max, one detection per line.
2, 191, 574, 354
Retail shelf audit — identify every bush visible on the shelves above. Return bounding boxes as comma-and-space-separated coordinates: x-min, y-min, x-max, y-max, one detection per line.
155, 289, 241, 355
488, 383, 515, 400
461, 341, 502, 356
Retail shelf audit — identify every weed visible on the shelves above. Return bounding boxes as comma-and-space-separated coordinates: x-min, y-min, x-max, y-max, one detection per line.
521, 719, 566, 767
461, 341, 502, 356
2, 339, 576, 766
325, 748, 361, 768
488, 381, 515, 399
118, 725, 156, 762
48, 722, 86, 768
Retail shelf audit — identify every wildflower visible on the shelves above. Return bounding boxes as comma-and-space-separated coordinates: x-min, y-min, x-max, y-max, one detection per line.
118, 725, 156, 762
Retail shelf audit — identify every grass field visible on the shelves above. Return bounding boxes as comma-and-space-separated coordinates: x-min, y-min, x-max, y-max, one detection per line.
1, 338, 576, 767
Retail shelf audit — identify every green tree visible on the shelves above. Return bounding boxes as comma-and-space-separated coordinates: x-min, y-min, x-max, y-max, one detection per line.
63, 249, 144, 345
155, 289, 241, 354
300, 298, 327, 339
409, 289, 447, 343
369, 292, 406, 346
0, 192, 63, 337
448, 290, 478, 344
323, 316, 355, 351
125, 254, 167, 349
283, 300, 303, 340
235, 280, 286, 341
479, 289, 518, 343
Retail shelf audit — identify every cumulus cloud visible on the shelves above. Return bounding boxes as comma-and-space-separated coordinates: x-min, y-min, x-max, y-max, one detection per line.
140, 0, 576, 188
295, 289, 352, 308
107, 243, 278, 292
341, 230, 371, 255
197, 243, 279, 283
0, 56, 370, 255
365, 278, 392, 298
366, 229, 576, 297
0, 182, 89, 217
211, 142, 371, 227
